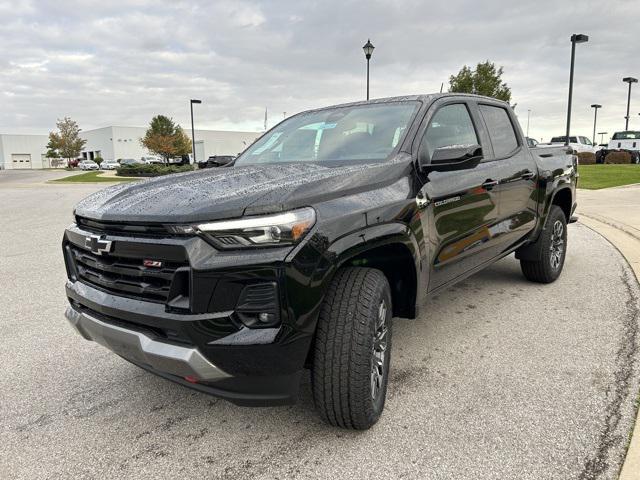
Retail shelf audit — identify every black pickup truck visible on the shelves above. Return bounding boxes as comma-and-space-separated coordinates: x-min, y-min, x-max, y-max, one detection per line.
63, 94, 577, 429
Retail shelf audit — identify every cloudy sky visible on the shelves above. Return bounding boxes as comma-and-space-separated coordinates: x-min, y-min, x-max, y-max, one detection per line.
1, 0, 639, 142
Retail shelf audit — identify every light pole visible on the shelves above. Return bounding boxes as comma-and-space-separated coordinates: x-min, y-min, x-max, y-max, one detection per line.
565, 34, 589, 146
526, 109, 531, 137
362, 39, 374, 101
622, 77, 637, 130
590, 104, 601, 145
597, 131, 608, 144
190, 99, 202, 164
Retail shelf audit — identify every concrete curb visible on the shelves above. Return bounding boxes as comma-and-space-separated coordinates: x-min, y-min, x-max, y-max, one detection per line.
578, 215, 640, 480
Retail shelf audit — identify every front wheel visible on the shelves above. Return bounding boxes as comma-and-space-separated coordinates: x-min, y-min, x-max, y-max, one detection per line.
312, 267, 392, 430
520, 205, 567, 283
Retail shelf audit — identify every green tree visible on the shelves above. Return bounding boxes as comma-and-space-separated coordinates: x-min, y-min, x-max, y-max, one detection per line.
140, 115, 192, 163
449, 60, 511, 103
46, 117, 87, 168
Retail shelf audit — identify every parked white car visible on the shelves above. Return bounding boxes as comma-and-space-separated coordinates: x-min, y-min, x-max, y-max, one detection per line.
539, 135, 598, 153
78, 160, 99, 171
141, 156, 163, 164
100, 159, 120, 170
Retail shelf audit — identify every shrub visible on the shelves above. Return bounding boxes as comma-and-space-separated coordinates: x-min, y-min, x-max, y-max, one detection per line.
94, 156, 104, 165
605, 151, 632, 164
577, 152, 596, 165
116, 163, 194, 177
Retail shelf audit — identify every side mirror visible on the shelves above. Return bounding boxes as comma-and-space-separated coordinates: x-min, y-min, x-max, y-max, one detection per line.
420, 144, 483, 172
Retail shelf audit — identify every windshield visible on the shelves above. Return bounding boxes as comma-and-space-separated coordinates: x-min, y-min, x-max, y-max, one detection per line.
550, 136, 577, 143
235, 102, 419, 166
612, 131, 640, 140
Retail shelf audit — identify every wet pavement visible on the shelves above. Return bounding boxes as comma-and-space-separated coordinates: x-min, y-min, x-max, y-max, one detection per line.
1, 180, 638, 479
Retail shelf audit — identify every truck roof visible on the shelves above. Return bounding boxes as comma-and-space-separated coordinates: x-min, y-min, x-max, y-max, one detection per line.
304, 93, 511, 114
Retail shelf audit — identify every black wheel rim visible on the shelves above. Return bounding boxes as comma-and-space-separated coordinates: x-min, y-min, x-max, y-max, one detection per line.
371, 301, 388, 400
550, 220, 564, 270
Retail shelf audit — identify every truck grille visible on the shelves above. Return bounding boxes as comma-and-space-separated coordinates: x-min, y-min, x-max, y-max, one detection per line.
76, 216, 172, 237
69, 245, 186, 303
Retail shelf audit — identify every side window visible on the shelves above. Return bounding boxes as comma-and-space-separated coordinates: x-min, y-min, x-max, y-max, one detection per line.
420, 104, 478, 161
478, 105, 519, 158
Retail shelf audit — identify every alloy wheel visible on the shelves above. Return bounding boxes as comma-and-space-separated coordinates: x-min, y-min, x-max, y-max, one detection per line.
371, 301, 388, 400
549, 220, 565, 270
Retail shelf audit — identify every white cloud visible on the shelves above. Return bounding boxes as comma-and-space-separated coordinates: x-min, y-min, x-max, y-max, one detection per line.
0, 0, 638, 140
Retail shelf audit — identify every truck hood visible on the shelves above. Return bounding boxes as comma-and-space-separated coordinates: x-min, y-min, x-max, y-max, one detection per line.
74, 158, 412, 223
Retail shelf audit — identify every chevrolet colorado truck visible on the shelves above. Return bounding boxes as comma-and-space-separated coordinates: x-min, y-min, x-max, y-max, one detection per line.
62, 94, 577, 429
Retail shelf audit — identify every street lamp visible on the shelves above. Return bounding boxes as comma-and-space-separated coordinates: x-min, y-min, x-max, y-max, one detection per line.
590, 104, 602, 145
565, 34, 589, 146
597, 131, 608, 144
190, 99, 202, 163
622, 77, 637, 130
362, 39, 374, 101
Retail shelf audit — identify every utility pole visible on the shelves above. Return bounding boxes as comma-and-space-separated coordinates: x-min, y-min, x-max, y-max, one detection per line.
565, 34, 589, 146
190, 99, 202, 163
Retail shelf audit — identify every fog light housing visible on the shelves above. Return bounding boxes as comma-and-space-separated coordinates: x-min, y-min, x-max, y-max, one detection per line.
236, 283, 280, 328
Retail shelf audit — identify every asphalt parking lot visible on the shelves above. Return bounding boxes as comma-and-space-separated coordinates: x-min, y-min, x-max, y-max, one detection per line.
1, 171, 639, 480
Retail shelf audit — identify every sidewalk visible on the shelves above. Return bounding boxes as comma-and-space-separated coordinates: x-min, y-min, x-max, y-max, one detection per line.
577, 184, 640, 480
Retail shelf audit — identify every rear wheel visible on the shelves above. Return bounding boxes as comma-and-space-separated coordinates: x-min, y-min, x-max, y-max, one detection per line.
520, 205, 567, 283
312, 267, 392, 430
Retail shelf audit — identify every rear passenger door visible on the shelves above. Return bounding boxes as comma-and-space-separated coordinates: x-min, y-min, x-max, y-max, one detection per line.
476, 103, 538, 248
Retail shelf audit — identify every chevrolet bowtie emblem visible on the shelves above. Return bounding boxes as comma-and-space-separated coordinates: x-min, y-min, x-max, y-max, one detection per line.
85, 234, 113, 255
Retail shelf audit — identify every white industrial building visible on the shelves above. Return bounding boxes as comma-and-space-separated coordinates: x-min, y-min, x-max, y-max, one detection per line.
0, 127, 260, 169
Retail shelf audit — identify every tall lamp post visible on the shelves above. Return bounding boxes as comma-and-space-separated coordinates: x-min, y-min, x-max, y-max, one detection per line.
565, 34, 589, 146
362, 39, 374, 101
590, 104, 601, 145
597, 131, 608, 144
190, 99, 202, 164
622, 77, 637, 130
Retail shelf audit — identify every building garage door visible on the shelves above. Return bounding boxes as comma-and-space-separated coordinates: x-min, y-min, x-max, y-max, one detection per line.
11, 154, 32, 169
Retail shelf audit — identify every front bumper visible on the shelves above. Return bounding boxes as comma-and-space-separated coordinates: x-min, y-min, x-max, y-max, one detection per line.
65, 305, 229, 381
64, 302, 304, 406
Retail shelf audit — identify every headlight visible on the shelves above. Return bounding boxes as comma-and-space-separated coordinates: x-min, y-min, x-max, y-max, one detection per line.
189, 207, 316, 249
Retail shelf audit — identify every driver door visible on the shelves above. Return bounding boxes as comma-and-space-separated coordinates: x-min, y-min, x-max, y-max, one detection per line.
415, 101, 503, 291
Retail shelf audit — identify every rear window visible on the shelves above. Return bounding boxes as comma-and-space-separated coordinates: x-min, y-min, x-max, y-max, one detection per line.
478, 105, 519, 158
550, 136, 577, 143
612, 131, 640, 140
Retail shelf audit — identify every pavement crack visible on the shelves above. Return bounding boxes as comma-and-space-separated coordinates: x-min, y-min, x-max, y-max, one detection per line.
578, 267, 640, 480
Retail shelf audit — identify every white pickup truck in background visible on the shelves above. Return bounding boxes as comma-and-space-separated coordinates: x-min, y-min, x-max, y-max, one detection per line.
597, 131, 640, 163
538, 135, 599, 153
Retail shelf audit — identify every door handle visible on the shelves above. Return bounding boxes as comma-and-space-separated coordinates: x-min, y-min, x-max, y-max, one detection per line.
521, 170, 535, 180
482, 179, 499, 190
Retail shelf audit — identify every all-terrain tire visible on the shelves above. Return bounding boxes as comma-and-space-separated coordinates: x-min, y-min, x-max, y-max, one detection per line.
311, 267, 392, 430
520, 205, 568, 283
